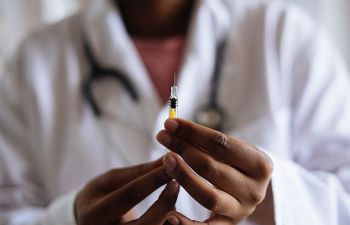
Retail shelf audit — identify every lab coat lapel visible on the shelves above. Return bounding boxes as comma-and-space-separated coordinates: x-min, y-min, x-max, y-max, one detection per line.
82, 1, 162, 165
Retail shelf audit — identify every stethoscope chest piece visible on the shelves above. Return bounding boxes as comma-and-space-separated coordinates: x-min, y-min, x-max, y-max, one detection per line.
194, 104, 227, 132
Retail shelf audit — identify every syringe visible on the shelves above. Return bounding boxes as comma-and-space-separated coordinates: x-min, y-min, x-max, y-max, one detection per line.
169, 75, 178, 118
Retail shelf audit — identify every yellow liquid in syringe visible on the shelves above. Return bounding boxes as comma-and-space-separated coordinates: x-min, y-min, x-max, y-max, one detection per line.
169, 108, 177, 118
169, 75, 178, 119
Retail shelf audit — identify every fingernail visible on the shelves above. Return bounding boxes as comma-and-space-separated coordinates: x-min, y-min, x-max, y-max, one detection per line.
163, 154, 177, 174
165, 119, 179, 133
167, 216, 180, 225
156, 131, 172, 146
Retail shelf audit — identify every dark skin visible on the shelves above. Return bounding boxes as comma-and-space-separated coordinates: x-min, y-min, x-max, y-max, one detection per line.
75, 158, 180, 225
75, 1, 274, 224
157, 119, 273, 225
116, 0, 195, 38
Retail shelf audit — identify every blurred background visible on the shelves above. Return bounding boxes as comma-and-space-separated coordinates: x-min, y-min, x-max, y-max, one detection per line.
0, 0, 350, 76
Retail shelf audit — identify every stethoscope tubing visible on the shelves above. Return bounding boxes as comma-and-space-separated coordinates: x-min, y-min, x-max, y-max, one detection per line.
82, 36, 139, 117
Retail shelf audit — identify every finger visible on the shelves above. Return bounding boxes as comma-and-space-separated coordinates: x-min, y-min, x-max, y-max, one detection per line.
158, 131, 266, 204
167, 211, 233, 225
136, 181, 180, 225
162, 119, 272, 177
163, 152, 240, 217
96, 157, 164, 191
96, 166, 171, 223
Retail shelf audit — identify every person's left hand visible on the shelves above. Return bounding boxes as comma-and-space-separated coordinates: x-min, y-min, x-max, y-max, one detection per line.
156, 119, 273, 225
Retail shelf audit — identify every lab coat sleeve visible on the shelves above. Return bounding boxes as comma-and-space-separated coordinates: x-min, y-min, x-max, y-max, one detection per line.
268, 5, 350, 225
0, 47, 77, 225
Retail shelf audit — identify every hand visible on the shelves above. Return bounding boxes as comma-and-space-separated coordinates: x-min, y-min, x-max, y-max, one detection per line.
157, 119, 273, 225
75, 158, 180, 225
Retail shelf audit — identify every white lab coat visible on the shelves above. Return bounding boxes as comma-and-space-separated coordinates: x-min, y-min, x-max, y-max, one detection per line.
1, 0, 350, 224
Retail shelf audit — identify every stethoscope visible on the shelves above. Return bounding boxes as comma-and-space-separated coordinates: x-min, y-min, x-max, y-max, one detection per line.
82, 36, 228, 132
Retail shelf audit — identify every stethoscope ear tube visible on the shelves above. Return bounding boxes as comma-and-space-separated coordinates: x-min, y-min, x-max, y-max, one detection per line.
83, 75, 102, 117
82, 35, 139, 118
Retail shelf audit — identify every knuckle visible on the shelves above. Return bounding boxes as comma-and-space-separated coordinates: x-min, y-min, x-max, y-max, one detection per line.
205, 191, 223, 211
248, 189, 265, 204
202, 160, 221, 178
255, 154, 274, 179
212, 134, 231, 154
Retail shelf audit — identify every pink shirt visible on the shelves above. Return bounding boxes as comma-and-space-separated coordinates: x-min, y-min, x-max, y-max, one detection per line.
132, 36, 186, 104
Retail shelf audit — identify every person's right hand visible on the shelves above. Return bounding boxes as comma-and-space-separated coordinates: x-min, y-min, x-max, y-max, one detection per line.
75, 158, 179, 225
